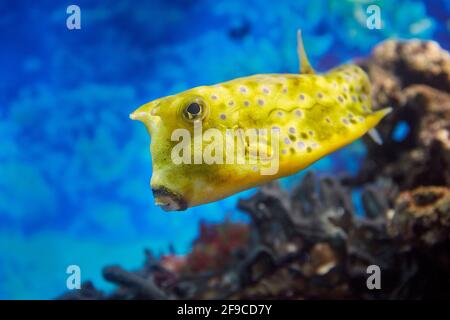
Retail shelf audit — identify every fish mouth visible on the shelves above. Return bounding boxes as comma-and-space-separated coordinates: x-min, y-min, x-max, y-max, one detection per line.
152, 186, 188, 211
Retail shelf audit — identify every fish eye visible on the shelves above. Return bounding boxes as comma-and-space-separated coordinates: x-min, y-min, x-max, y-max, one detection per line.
187, 102, 201, 115
183, 100, 205, 121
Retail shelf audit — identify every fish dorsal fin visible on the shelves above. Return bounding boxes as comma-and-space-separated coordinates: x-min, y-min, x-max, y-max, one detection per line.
297, 29, 315, 75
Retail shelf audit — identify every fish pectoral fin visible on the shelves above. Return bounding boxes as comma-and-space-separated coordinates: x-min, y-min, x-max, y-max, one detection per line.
236, 129, 274, 163
297, 29, 315, 75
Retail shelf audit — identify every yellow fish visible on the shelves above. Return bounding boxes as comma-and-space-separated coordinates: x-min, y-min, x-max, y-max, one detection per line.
131, 30, 391, 211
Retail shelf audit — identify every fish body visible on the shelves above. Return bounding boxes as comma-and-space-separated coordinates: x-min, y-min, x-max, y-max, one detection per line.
131, 31, 391, 211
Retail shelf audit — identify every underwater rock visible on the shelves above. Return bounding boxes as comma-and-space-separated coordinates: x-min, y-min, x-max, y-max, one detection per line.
389, 186, 450, 247
57, 281, 105, 300
356, 40, 450, 190
370, 40, 450, 94
58, 40, 450, 300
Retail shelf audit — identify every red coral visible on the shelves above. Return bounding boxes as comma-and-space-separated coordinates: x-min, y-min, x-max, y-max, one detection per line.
182, 221, 250, 273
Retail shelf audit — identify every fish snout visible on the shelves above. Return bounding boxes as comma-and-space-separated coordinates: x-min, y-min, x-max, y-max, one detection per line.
152, 186, 187, 211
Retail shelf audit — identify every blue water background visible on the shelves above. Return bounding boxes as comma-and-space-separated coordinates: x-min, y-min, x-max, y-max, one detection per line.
0, 0, 448, 299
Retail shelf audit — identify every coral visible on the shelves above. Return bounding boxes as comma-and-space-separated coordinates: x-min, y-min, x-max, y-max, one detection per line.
355, 40, 450, 190
181, 221, 250, 274
389, 187, 450, 247
59, 174, 450, 299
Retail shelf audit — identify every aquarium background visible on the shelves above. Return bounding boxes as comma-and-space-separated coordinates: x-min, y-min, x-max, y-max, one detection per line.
0, 0, 448, 299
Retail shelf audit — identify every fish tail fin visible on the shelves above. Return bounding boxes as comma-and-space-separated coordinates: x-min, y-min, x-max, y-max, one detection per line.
366, 107, 393, 145
297, 29, 315, 75
372, 107, 393, 121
